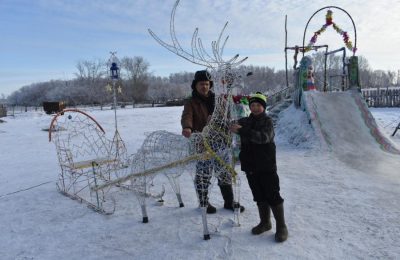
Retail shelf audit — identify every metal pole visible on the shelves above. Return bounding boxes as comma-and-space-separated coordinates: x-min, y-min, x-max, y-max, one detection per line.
324, 46, 328, 92
92, 162, 101, 209
342, 48, 346, 91
392, 122, 400, 136
325, 47, 346, 91
113, 80, 118, 130
285, 15, 289, 88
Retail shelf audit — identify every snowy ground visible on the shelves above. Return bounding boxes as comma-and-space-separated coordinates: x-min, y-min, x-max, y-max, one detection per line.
0, 104, 399, 259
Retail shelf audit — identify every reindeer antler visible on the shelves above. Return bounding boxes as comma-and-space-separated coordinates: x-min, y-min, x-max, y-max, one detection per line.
148, 0, 247, 69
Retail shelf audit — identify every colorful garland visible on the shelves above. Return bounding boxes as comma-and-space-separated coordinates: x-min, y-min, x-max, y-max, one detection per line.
233, 95, 251, 104
305, 10, 357, 54
222, 94, 252, 104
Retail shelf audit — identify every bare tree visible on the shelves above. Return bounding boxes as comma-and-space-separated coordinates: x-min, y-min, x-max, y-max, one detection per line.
388, 71, 396, 85
357, 56, 371, 88
120, 56, 150, 102
121, 57, 149, 82
75, 59, 106, 80
370, 70, 391, 88
75, 59, 107, 105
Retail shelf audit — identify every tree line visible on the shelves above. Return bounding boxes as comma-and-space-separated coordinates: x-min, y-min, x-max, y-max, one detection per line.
6, 53, 400, 107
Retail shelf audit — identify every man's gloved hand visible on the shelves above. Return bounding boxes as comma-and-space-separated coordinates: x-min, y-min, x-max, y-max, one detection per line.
182, 128, 192, 138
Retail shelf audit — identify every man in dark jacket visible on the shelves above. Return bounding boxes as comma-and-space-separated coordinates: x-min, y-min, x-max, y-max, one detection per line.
230, 92, 288, 242
181, 70, 245, 214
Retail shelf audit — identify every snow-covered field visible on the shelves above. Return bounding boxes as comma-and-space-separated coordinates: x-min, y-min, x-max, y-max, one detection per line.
0, 104, 399, 259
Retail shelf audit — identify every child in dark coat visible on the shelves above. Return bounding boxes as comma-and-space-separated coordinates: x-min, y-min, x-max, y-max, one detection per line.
230, 92, 288, 242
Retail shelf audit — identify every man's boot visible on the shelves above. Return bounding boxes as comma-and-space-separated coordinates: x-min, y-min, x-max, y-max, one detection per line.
219, 185, 245, 213
206, 202, 216, 214
271, 203, 288, 242
251, 202, 272, 235
197, 189, 216, 214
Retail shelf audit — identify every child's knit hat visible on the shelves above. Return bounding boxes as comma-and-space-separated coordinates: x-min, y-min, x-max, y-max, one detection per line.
249, 92, 267, 109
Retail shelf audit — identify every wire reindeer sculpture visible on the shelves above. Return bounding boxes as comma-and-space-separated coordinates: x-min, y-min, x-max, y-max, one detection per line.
93, 0, 249, 240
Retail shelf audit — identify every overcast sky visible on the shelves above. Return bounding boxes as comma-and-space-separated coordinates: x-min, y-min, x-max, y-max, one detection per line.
1, 0, 399, 96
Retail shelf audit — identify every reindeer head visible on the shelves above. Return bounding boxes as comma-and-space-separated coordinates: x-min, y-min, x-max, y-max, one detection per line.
148, 0, 248, 96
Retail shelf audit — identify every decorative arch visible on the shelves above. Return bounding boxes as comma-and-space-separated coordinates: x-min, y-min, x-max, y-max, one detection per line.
302, 6, 357, 56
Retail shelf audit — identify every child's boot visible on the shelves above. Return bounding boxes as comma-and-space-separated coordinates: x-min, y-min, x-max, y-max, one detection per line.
252, 202, 272, 235
271, 203, 288, 242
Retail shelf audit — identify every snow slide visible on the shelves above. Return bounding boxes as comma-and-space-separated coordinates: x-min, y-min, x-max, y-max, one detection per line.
301, 89, 400, 172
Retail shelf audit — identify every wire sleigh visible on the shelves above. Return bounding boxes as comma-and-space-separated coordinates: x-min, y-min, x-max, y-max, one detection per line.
49, 0, 251, 240
48, 108, 129, 214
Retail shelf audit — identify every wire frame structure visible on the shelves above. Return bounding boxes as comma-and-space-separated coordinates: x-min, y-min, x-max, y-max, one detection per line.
149, 0, 250, 232
149, 4, 252, 238
49, 109, 129, 214
94, 0, 251, 240
128, 130, 193, 223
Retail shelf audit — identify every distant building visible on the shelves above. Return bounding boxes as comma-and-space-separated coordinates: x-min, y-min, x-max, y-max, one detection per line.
0, 103, 7, 118
43, 101, 66, 115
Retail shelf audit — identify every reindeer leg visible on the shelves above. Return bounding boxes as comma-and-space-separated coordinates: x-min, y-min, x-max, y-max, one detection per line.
232, 177, 241, 227
165, 174, 184, 207
176, 193, 184, 208
193, 160, 213, 239
201, 206, 210, 240
141, 204, 148, 223
135, 188, 149, 223
215, 148, 243, 226
131, 174, 150, 223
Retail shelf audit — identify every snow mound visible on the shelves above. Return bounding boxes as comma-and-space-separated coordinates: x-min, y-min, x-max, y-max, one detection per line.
275, 104, 318, 149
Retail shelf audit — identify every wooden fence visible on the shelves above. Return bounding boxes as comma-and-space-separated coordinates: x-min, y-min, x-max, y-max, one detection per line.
361, 87, 400, 107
